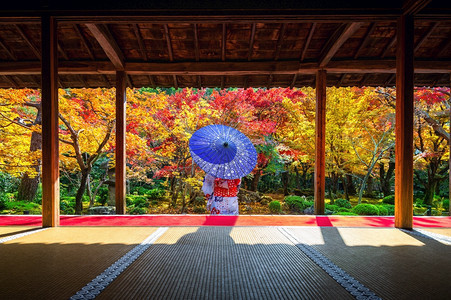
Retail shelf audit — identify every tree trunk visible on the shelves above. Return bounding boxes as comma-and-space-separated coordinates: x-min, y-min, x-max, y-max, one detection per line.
87, 174, 94, 207
17, 111, 42, 202
365, 176, 374, 197
379, 161, 395, 197
250, 171, 261, 191
346, 174, 356, 196
342, 175, 349, 200
281, 171, 289, 196
75, 169, 90, 214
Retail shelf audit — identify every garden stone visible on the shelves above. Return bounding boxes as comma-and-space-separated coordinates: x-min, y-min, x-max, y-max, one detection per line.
88, 206, 116, 215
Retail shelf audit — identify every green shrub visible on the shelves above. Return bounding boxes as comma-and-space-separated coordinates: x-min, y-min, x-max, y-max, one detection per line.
443, 199, 449, 210
60, 199, 75, 214
338, 207, 351, 212
335, 198, 352, 209
269, 200, 282, 213
383, 204, 395, 215
260, 196, 273, 205
0, 194, 9, 210
382, 195, 395, 205
284, 195, 310, 213
335, 211, 358, 216
146, 188, 165, 200
97, 186, 109, 206
414, 198, 425, 207
325, 204, 339, 212
128, 206, 146, 215
376, 205, 388, 216
126, 195, 148, 208
352, 204, 379, 216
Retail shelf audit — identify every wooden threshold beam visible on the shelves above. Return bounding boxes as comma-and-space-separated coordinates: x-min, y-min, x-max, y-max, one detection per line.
85, 23, 125, 70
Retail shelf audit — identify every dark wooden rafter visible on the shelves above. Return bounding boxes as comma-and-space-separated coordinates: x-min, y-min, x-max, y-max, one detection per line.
414, 22, 439, 53
29, 74, 39, 87
132, 24, 148, 61
319, 22, 362, 67
267, 74, 273, 87
274, 23, 287, 61
78, 74, 88, 87
102, 74, 111, 88
354, 23, 376, 59
2, 75, 19, 88
148, 75, 155, 88
73, 24, 95, 60
385, 73, 395, 86
222, 23, 226, 61
220, 76, 225, 89
402, 0, 432, 15
338, 73, 346, 86
0, 38, 17, 60
58, 41, 68, 60
193, 23, 200, 61
248, 23, 256, 61
436, 39, 451, 57
164, 24, 174, 61
15, 24, 41, 59
382, 34, 397, 58
290, 73, 298, 88
173, 75, 178, 89
360, 73, 370, 86
243, 76, 249, 88
301, 22, 316, 62
198, 75, 202, 88
85, 23, 125, 70
126, 74, 133, 88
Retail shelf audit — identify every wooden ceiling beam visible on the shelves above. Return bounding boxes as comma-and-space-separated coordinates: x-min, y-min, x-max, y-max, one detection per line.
290, 73, 297, 88
58, 42, 69, 60
73, 24, 95, 60
354, 23, 376, 59
382, 34, 397, 58
102, 74, 111, 88
85, 23, 125, 70
319, 22, 363, 67
15, 25, 41, 59
1, 59, 450, 75
300, 23, 316, 62
132, 24, 148, 61
173, 75, 178, 89
148, 75, 155, 88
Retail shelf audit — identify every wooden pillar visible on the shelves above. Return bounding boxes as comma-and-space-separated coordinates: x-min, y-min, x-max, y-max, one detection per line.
115, 71, 126, 214
314, 70, 327, 215
395, 15, 414, 229
449, 73, 451, 216
41, 15, 60, 227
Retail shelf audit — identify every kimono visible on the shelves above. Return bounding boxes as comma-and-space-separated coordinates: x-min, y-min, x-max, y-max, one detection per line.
202, 173, 241, 215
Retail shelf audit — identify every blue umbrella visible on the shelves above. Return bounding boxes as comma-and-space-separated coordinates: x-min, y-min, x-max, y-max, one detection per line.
189, 124, 257, 179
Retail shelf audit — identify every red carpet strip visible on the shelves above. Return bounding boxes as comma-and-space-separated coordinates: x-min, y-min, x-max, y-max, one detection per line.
0, 215, 450, 227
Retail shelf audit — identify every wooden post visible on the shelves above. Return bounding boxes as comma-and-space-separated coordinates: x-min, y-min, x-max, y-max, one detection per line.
41, 15, 60, 227
115, 71, 126, 214
395, 15, 414, 229
449, 73, 451, 216
314, 70, 326, 215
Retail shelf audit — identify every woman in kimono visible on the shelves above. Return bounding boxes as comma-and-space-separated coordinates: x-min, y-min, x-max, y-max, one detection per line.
202, 173, 241, 215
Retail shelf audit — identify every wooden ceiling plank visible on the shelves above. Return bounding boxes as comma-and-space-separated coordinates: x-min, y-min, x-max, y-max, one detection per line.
319, 22, 363, 68
164, 24, 174, 62
338, 73, 346, 86
2, 75, 19, 88
0, 38, 17, 61
85, 23, 125, 70
15, 24, 41, 59
193, 23, 200, 61
148, 75, 155, 88
78, 74, 88, 87
360, 73, 370, 86
436, 39, 451, 57
73, 24, 95, 60
267, 74, 273, 87
243, 76, 249, 88
274, 23, 287, 61
414, 22, 439, 53
132, 24, 148, 61
58, 41, 69, 60
354, 23, 376, 59
220, 76, 225, 89
301, 22, 316, 62
248, 23, 256, 61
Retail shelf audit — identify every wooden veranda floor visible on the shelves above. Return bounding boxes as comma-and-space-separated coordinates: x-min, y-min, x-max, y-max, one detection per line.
0, 224, 450, 299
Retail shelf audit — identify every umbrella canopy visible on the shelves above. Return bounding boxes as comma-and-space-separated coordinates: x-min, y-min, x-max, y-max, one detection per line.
189, 124, 257, 179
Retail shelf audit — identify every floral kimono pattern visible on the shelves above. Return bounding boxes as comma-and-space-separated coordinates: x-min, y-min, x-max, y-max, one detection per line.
202, 173, 241, 215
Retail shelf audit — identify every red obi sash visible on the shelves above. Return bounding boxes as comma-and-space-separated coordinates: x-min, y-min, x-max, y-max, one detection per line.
213, 178, 241, 197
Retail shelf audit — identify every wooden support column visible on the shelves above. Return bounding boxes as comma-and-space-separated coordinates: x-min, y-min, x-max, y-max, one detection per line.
314, 70, 326, 215
41, 15, 59, 227
115, 71, 126, 214
449, 73, 451, 216
395, 15, 414, 229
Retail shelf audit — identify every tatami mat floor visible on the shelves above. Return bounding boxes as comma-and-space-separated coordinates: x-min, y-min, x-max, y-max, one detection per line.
0, 226, 450, 300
